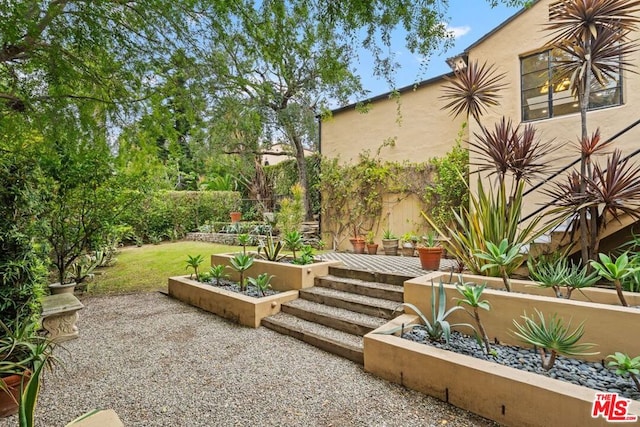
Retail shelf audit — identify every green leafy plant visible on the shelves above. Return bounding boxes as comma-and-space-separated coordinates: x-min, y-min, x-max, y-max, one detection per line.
208, 265, 229, 286
257, 234, 285, 262
591, 252, 637, 307
455, 280, 491, 354
365, 231, 375, 245
282, 230, 304, 259
474, 239, 523, 292
292, 245, 315, 265
511, 309, 598, 371
247, 273, 274, 297
607, 352, 640, 391
185, 254, 204, 281
230, 253, 254, 292
382, 229, 396, 240
421, 231, 440, 248
237, 233, 251, 255
276, 182, 305, 236
378, 280, 473, 344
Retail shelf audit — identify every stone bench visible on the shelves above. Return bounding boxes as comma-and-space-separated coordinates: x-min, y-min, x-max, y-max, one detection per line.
41, 293, 84, 342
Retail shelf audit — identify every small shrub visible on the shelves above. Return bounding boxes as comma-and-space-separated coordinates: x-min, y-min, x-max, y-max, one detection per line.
247, 273, 274, 296
607, 352, 640, 391
292, 245, 315, 265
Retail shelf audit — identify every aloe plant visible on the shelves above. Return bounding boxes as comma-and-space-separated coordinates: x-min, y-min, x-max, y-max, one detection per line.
455, 280, 491, 354
257, 234, 284, 262
529, 257, 598, 299
282, 231, 304, 259
591, 252, 637, 306
474, 238, 523, 292
511, 309, 598, 371
237, 234, 251, 255
607, 352, 640, 391
377, 280, 473, 344
230, 253, 254, 292
247, 273, 274, 297
208, 265, 229, 286
185, 254, 204, 281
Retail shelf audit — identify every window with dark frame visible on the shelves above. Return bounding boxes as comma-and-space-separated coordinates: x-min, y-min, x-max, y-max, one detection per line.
520, 49, 622, 122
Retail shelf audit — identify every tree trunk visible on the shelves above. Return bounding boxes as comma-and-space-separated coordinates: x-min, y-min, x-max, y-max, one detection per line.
579, 40, 593, 265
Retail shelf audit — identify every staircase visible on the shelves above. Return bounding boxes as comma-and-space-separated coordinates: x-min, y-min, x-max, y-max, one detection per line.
261, 266, 412, 364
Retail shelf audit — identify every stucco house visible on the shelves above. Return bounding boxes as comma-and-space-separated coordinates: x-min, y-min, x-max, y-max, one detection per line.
320, 0, 640, 252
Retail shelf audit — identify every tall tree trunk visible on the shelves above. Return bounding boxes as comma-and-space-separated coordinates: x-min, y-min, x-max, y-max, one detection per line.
579, 42, 593, 265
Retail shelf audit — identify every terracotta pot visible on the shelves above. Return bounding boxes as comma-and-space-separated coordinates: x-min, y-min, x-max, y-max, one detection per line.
366, 243, 379, 255
349, 238, 366, 254
229, 211, 242, 223
417, 247, 443, 270
0, 373, 28, 418
381, 239, 399, 256
48, 282, 77, 295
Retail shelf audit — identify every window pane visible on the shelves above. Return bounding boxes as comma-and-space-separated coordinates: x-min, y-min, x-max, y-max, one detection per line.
523, 102, 550, 121
522, 52, 549, 74
522, 70, 548, 91
522, 87, 548, 107
590, 87, 621, 109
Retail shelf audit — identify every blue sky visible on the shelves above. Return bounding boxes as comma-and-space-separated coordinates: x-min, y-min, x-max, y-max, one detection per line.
357, 0, 523, 98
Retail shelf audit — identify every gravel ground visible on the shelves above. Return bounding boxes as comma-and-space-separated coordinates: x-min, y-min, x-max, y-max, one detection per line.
1, 292, 496, 427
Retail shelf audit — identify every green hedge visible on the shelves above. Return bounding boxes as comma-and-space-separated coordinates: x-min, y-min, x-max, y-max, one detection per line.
121, 190, 241, 242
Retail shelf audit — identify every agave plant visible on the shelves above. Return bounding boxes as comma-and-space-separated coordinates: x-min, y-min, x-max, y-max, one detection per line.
440, 60, 507, 125
511, 309, 598, 371
257, 233, 284, 262
377, 280, 474, 344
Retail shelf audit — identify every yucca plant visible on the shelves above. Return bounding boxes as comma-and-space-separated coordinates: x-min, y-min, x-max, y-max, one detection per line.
544, 0, 640, 264
511, 309, 598, 371
257, 234, 284, 262
185, 254, 204, 282
440, 60, 507, 125
229, 253, 254, 292
607, 352, 640, 391
475, 238, 523, 292
455, 280, 491, 354
377, 280, 473, 344
591, 252, 637, 306
247, 273, 274, 297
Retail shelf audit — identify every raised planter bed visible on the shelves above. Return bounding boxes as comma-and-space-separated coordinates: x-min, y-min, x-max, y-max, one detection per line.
168, 276, 298, 328
404, 272, 640, 361
211, 254, 342, 291
364, 314, 640, 427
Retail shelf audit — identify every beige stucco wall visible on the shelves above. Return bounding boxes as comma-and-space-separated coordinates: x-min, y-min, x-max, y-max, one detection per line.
466, 0, 640, 220
321, 80, 467, 164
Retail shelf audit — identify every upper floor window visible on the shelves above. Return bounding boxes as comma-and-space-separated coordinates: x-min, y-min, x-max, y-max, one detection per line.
521, 50, 622, 121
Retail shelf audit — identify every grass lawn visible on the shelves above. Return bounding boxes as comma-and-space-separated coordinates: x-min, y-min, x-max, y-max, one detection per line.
87, 241, 255, 295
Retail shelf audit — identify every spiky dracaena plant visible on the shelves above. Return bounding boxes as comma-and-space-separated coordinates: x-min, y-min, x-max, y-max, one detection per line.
545, 0, 640, 264
440, 60, 507, 125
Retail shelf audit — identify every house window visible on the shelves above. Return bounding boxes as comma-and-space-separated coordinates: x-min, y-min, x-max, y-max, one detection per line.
521, 50, 622, 121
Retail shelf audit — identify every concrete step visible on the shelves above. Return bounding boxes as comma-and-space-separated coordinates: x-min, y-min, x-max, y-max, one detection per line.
299, 286, 400, 320
328, 265, 412, 286
262, 312, 364, 364
281, 298, 387, 336
315, 274, 404, 303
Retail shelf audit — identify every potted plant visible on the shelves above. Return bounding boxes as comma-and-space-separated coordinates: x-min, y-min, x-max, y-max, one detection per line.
381, 229, 399, 256
365, 231, 378, 255
349, 225, 366, 254
0, 318, 57, 420
401, 232, 418, 257
417, 231, 443, 270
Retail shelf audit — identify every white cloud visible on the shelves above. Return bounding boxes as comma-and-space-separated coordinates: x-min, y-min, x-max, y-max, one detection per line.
445, 24, 471, 39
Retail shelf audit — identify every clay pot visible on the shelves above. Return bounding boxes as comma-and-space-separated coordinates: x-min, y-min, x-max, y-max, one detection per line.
417, 247, 443, 270
0, 373, 28, 418
349, 238, 366, 254
230, 212, 242, 223
381, 239, 399, 256
366, 243, 379, 255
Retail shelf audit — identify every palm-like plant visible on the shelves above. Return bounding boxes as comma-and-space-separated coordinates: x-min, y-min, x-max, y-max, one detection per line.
511, 309, 598, 371
455, 280, 491, 354
208, 265, 228, 286
282, 230, 304, 259
237, 234, 251, 255
185, 254, 204, 282
440, 60, 507, 125
544, 0, 640, 264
